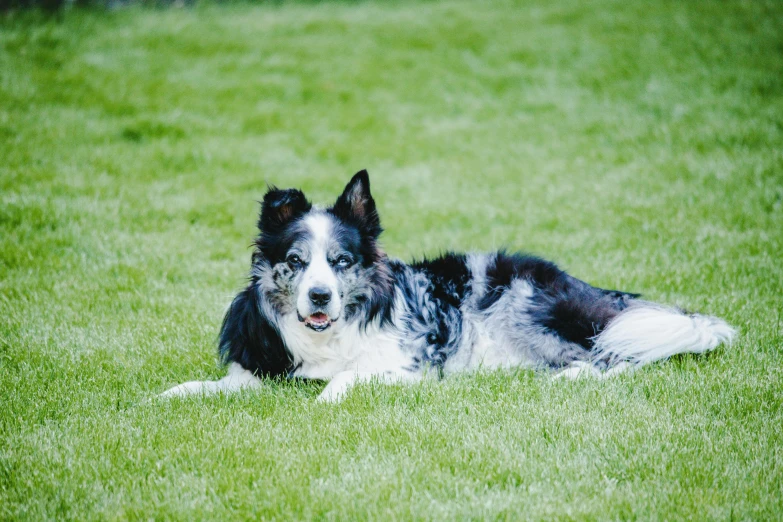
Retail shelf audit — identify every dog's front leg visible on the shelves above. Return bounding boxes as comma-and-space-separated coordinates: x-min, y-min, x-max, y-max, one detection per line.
317, 371, 419, 403
158, 362, 261, 398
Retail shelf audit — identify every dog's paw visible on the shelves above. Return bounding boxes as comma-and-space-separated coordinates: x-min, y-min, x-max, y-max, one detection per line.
316, 372, 357, 402
554, 361, 600, 380
157, 381, 207, 398
316, 381, 349, 402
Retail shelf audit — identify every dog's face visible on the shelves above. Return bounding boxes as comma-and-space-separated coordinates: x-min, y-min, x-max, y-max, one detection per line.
254, 170, 389, 334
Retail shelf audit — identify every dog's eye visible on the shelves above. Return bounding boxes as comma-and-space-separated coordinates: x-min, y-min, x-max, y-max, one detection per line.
334, 255, 353, 268
286, 254, 303, 267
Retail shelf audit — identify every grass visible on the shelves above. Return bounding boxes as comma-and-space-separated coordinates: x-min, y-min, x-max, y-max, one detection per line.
1, 0, 782, 518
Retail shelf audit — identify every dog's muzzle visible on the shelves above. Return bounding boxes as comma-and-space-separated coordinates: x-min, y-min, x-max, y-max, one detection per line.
297, 310, 339, 332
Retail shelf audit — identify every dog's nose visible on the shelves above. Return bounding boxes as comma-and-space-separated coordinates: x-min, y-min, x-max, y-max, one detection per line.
309, 287, 332, 306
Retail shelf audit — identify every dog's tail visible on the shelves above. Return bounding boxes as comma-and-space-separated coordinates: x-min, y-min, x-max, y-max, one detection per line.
592, 303, 736, 367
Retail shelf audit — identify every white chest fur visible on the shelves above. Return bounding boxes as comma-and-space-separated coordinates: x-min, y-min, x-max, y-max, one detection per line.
281, 314, 412, 380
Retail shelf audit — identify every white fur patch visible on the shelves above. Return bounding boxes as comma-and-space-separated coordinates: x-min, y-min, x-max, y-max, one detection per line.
466, 252, 492, 304
297, 213, 341, 320
592, 304, 736, 366
285, 293, 414, 382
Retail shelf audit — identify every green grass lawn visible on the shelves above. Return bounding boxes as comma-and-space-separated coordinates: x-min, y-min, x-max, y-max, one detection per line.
1, 0, 782, 518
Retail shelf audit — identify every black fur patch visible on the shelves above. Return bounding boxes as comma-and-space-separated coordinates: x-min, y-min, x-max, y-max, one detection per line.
410, 253, 471, 308
477, 252, 563, 311
255, 187, 312, 263
531, 283, 638, 349
218, 283, 293, 377
479, 252, 639, 349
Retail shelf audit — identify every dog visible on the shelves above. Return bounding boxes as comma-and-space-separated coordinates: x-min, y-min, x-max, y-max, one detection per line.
160, 170, 735, 402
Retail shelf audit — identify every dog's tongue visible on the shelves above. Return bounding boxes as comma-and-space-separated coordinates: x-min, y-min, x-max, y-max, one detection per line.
307, 312, 329, 325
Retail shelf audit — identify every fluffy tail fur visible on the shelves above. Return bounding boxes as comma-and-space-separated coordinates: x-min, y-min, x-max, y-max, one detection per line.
592, 304, 736, 367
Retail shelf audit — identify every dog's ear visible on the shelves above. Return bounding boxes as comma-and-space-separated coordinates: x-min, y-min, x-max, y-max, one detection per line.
332, 169, 382, 237
259, 187, 311, 232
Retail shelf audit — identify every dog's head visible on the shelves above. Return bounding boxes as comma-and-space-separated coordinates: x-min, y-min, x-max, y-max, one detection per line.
253, 170, 393, 334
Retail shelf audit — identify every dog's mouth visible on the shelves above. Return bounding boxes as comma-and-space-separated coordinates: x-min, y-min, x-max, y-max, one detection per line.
298, 312, 337, 332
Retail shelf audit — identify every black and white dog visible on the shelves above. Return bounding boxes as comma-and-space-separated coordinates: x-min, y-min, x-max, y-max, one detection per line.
161, 170, 735, 401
